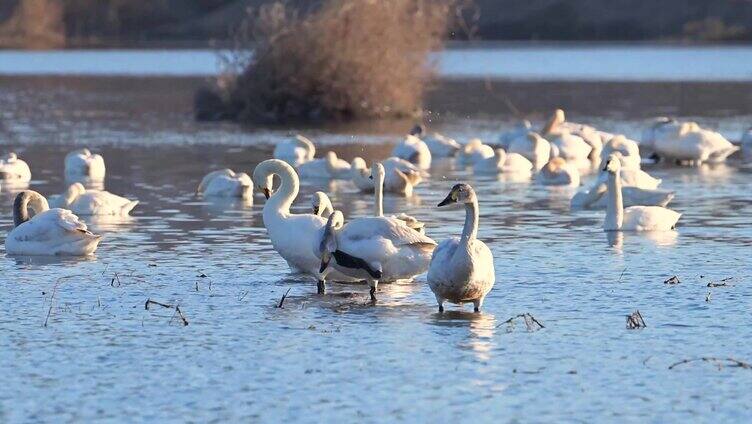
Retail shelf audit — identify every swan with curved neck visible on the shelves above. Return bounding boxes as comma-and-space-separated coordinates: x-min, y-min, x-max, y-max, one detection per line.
427, 183, 495, 312
6, 190, 101, 256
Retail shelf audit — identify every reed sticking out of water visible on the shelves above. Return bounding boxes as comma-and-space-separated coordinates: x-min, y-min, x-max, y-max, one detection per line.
277, 288, 292, 309
663, 276, 681, 284
497, 313, 545, 331
626, 310, 646, 329
145, 298, 189, 326
196, 0, 455, 123
668, 357, 752, 370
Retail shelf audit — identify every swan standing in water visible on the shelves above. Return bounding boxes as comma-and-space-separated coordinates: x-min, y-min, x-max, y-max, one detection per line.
473, 148, 533, 175
0, 152, 31, 182
273, 134, 315, 167
48, 183, 139, 216
602, 154, 681, 231
427, 184, 495, 313
64, 148, 106, 182
392, 135, 432, 170
253, 159, 358, 289
196, 169, 254, 199
298, 151, 352, 179
5, 191, 101, 255
311, 191, 334, 218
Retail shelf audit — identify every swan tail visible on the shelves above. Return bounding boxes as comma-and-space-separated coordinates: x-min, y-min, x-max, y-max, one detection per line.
707, 145, 740, 163
121, 200, 139, 215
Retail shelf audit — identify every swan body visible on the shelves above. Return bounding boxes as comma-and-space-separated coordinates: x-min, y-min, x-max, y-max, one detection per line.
311, 191, 334, 218
5, 191, 101, 255
48, 183, 138, 216
598, 157, 662, 189
498, 120, 532, 149
601, 135, 641, 169
196, 169, 253, 198
428, 184, 494, 312
549, 132, 592, 162
602, 154, 681, 231
64, 148, 105, 182
647, 119, 738, 164
457, 138, 494, 165
508, 132, 552, 170
273, 134, 316, 167
572, 184, 675, 209
536, 157, 580, 186
474, 148, 533, 174
0, 152, 31, 182
392, 135, 432, 170
298, 151, 352, 179
423, 133, 461, 157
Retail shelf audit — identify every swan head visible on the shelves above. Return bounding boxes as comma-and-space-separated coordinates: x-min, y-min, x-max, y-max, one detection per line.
62, 182, 86, 205
311, 191, 333, 217
438, 183, 476, 207
408, 124, 425, 137
253, 159, 292, 199
351, 157, 367, 171
369, 162, 386, 181
494, 148, 507, 164
13, 190, 50, 227
318, 210, 344, 273
603, 153, 622, 174
544, 157, 567, 174
1, 152, 18, 163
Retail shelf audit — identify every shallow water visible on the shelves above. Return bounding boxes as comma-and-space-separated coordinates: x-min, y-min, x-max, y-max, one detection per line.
2, 76, 752, 422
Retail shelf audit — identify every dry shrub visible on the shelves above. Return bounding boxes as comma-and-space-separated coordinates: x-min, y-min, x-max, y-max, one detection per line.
207, 0, 454, 123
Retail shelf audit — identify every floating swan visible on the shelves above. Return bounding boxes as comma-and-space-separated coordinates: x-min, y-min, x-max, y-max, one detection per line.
351, 157, 422, 195
498, 120, 532, 150
602, 155, 681, 231
298, 151, 352, 179
600, 135, 641, 169
427, 183, 495, 312
457, 138, 494, 165
252, 159, 359, 285
640, 117, 674, 150
508, 132, 552, 170
273, 134, 315, 167
196, 169, 253, 198
411, 125, 461, 157
645, 119, 738, 165
317, 206, 436, 301
372, 163, 425, 233
0, 152, 31, 182
473, 148, 533, 175
549, 131, 592, 162
64, 148, 106, 182
571, 184, 675, 209
535, 157, 580, 186
47, 183, 138, 216
597, 153, 662, 189
543, 108, 602, 163
392, 135, 432, 170
5, 190, 101, 255
311, 191, 334, 218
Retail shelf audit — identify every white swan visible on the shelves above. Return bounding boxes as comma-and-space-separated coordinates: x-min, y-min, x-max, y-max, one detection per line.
646, 119, 738, 165
508, 132, 552, 171
48, 183, 138, 216
392, 135, 432, 170
535, 157, 580, 186
409, 125, 461, 157
600, 135, 641, 169
549, 131, 592, 162
351, 157, 422, 195
457, 138, 494, 165
252, 159, 358, 287
602, 155, 681, 231
473, 148, 533, 175
298, 151, 352, 179
543, 108, 602, 163
498, 120, 532, 150
5, 190, 101, 255
196, 169, 253, 199
571, 184, 675, 209
372, 163, 425, 233
273, 134, 316, 167
311, 191, 334, 218
427, 183, 494, 312
317, 206, 436, 300
596, 153, 662, 189
64, 148, 105, 182
0, 152, 31, 182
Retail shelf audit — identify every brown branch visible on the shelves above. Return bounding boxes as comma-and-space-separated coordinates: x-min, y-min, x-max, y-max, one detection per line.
668, 357, 752, 370
175, 306, 189, 326
497, 313, 544, 331
626, 310, 646, 329
277, 288, 292, 308
145, 298, 173, 310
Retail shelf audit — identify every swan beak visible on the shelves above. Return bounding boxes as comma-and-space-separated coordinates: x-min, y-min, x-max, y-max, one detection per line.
262, 188, 271, 199
368, 175, 373, 180
437, 192, 456, 207
312, 206, 319, 215
319, 251, 332, 273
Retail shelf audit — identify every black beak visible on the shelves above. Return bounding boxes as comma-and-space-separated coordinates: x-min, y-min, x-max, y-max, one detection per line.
262, 188, 271, 199
437, 192, 456, 207
319, 258, 329, 273
368, 175, 373, 180
313, 206, 319, 215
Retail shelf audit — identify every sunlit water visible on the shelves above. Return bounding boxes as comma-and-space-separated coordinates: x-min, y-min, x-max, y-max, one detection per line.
1, 73, 752, 422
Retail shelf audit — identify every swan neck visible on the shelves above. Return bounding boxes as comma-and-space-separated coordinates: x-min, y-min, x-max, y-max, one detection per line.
13, 191, 50, 227
605, 171, 623, 230
266, 163, 298, 215
460, 199, 479, 245
374, 171, 384, 217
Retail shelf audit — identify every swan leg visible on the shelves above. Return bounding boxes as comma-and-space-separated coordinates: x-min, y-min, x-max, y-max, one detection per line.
473, 298, 484, 313
369, 280, 378, 303
435, 295, 444, 313
317, 280, 326, 295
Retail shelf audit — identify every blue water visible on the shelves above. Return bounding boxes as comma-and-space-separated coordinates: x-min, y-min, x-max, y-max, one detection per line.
1, 45, 752, 81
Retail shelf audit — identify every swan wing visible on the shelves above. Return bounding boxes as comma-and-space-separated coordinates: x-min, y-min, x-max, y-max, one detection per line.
340, 217, 435, 248
623, 206, 681, 231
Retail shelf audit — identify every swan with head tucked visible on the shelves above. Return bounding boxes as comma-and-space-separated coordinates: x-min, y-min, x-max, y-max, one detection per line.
600, 135, 641, 169
196, 169, 254, 199
427, 183, 495, 313
602, 154, 681, 231
298, 151, 352, 179
0, 152, 31, 182
508, 132, 553, 171
48, 183, 138, 216
536, 157, 580, 186
311, 191, 334, 218
64, 148, 106, 182
498, 120, 532, 150
410, 125, 461, 158
5, 190, 101, 255
351, 157, 423, 196
473, 148, 533, 175
457, 138, 494, 165
543, 108, 603, 164
392, 135, 432, 170
645, 119, 738, 165
253, 159, 358, 288
273, 134, 316, 167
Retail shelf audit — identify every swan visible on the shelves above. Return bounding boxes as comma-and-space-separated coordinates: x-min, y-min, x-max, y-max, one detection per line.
351, 157, 423, 195
457, 138, 494, 165
48, 183, 138, 216
311, 191, 334, 218
64, 148, 105, 182
5, 190, 101, 255
0, 152, 31, 182
372, 163, 425, 233
317, 206, 436, 301
571, 184, 675, 209
535, 157, 580, 186
410, 124, 461, 157
508, 132, 552, 171
392, 135, 432, 170
542, 108, 602, 163
273, 134, 315, 167
640, 117, 674, 150
600, 135, 641, 169
647, 119, 738, 165
597, 153, 662, 189
298, 151, 352, 179
196, 169, 253, 199
473, 148, 533, 175
549, 131, 592, 162
427, 183, 494, 312
498, 120, 532, 150
602, 154, 681, 231
252, 159, 358, 288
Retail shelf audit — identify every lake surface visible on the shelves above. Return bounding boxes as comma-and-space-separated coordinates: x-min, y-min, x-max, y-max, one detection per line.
1, 63, 752, 422
1, 45, 752, 81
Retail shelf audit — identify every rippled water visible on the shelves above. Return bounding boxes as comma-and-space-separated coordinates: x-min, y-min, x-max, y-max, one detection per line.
2, 77, 752, 422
